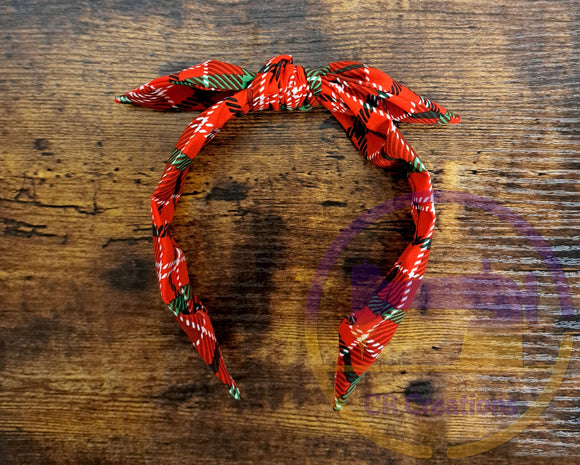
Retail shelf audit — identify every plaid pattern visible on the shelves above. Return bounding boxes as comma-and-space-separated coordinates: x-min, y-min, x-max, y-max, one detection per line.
116, 55, 460, 408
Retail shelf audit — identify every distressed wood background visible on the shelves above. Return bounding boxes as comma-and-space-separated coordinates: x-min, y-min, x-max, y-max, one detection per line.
1, 0, 578, 463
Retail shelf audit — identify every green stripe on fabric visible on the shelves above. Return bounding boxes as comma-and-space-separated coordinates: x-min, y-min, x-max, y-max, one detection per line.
168, 284, 192, 316
215, 73, 240, 90
179, 71, 256, 91
437, 110, 456, 124
238, 69, 256, 88
229, 385, 240, 400
412, 157, 426, 173
409, 110, 439, 121
304, 65, 331, 96
168, 149, 191, 171
382, 307, 406, 323
115, 95, 133, 104
335, 372, 365, 409
206, 75, 224, 89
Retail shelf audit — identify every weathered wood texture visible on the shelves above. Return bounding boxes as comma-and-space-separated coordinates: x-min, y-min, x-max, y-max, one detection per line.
1, 0, 579, 463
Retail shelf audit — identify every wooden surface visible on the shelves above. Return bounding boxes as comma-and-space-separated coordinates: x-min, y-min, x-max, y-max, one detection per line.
1, 0, 579, 463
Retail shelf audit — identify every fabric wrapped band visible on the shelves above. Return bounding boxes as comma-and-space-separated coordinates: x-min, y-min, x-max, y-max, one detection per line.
115, 54, 460, 409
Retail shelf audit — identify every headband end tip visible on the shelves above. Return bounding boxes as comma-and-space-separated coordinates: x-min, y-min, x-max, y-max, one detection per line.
114, 95, 132, 105
228, 384, 241, 400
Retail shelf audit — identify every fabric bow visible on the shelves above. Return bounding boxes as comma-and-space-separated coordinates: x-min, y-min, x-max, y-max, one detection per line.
116, 54, 459, 409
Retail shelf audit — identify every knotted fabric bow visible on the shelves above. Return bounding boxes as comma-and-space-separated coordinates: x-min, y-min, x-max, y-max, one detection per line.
115, 55, 459, 409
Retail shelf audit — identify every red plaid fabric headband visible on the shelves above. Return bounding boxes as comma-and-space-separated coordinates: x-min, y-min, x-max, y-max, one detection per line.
116, 54, 460, 410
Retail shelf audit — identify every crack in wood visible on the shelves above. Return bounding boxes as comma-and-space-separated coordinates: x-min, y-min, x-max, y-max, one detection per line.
0, 197, 117, 216
2, 217, 58, 239
101, 236, 150, 248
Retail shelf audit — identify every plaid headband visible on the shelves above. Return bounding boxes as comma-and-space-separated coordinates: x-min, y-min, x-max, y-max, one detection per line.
116, 54, 460, 409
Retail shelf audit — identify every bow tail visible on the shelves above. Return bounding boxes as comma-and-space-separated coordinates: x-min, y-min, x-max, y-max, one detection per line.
372, 76, 461, 125
321, 64, 460, 126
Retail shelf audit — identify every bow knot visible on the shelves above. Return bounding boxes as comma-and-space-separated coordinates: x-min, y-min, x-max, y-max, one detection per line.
249, 55, 319, 111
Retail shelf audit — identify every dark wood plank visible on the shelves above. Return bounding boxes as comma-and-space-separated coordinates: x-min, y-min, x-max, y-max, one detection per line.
0, 0, 578, 463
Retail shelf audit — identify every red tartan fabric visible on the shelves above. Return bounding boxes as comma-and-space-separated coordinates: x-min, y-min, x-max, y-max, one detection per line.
115, 55, 460, 409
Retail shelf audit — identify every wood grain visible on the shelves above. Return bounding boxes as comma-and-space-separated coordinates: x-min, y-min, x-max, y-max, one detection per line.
0, 0, 578, 463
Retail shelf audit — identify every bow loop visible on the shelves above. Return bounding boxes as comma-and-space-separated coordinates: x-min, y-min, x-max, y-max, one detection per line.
353, 66, 461, 125
115, 60, 256, 111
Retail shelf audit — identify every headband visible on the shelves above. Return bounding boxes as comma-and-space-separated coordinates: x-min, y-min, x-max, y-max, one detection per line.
115, 54, 460, 410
